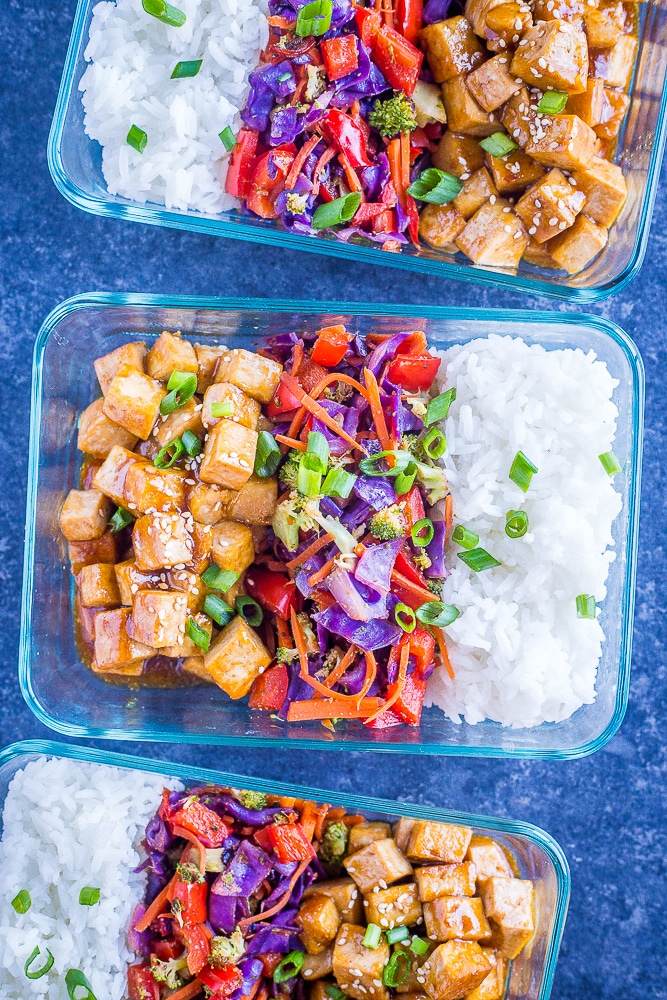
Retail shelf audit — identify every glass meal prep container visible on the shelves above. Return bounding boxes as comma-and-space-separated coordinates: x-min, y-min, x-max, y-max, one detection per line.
20, 293, 643, 757
0, 738, 571, 1000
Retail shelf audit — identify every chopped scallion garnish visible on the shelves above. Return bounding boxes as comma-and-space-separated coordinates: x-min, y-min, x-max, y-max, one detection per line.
358, 450, 412, 477
202, 565, 239, 592
66, 968, 98, 1000
204, 594, 235, 627
126, 124, 148, 153
255, 430, 282, 478
294, 0, 333, 37
312, 191, 361, 229
395, 602, 416, 633
236, 595, 264, 627
219, 126, 236, 151
537, 90, 568, 114
24, 946, 55, 980
599, 451, 622, 476
505, 510, 528, 538
109, 506, 134, 533
322, 467, 357, 498
306, 430, 330, 474
407, 167, 462, 205
411, 518, 434, 547
425, 387, 456, 426
382, 951, 410, 987
154, 437, 185, 469
394, 460, 418, 496
480, 132, 518, 158
171, 59, 203, 79
79, 887, 100, 906
274, 951, 306, 983
11, 890, 31, 914
457, 548, 501, 572
576, 594, 597, 619
452, 525, 479, 550
363, 923, 383, 949
409, 935, 430, 956
325, 987, 347, 1000
422, 426, 447, 460
386, 925, 410, 944
142, 0, 186, 26
298, 453, 323, 496
509, 450, 538, 492
211, 400, 234, 418
416, 601, 459, 627
160, 370, 197, 414
186, 616, 210, 651
181, 429, 201, 456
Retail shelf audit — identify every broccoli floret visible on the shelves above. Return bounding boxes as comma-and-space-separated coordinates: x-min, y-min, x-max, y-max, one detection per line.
427, 578, 443, 597
272, 492, 319, 552
209, 928, 246, 967
324, 382, 354, 404
414, 459, 449, 505
279, 451, 302, 490
150, 955, 189, 990
319, 820, 349, 864
240, 789, 268, 810
176, 862, 205, 884
305, 64, 326, 101
414, 550, 432, 571
286, 192, 309, 215
401, 432, 422, 456
276, 646, 299, 664
369, 504, 408, 541
369, 92, 418, 137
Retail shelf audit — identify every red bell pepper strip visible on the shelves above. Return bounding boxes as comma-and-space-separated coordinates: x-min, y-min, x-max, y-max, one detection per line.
267, 822, 317, 862
395, 0, 424, 45
153, 937, 185, 962
371, 24, 423, 96
354, 202, 390, 227
182, 923, 212, 976
401, 484, 426, 528
408, 625, 436, 676
245, 567, 296, 617
296, 358, 328, 394
392, 670, 427, 725
168, 875, 208, 927
253, 825, 274, 852
245, 145, 296, 219
265, 379, 301, 421
170, 799, 230, 848
321, 109, 372, 169
225, 128, 259, 199
406, 194, 420, 247
364, 707, 404, 729
311, 325, 354, 366
387, 353, 441, 392
355, 6, 382, 46
199, 965, 243, 996
373, 208, 398, 233
127, 965, 160, 1000
249, 663, 289, 711
321, 34, 359, 81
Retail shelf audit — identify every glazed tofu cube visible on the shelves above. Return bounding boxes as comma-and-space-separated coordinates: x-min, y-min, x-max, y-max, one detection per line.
153, 396, 204, 448
566, 78, 606, 125
348, 821, 392, 852
433, 132, 486, 178
455, 200, 528, 268
304, 879, 364, 925
423, 897, 491, 942
60, 489, 112, 541
170, 565, 210, 614
522, 235, 560, 268
203, 614, 272, 698
302, 949, 334, 982
332, 924, 390, 1000
418, 17, 485, 83
532, 0, 585, 21
515, 168, 586, 241
594, 87, 630, 140
114, 560, 157, 605
79, 562, 121, 608
585, 0, 626, 48
407, 822, 473, 864
467, 55, 522, 112
190, 521, 214, 574
393, 818, 418, 855
415, 862, 477, 901
226, 475, 278, 526
146, 330, 198, 381
195, 343, 228, 393
484, 150, 544, 195
466, 838, 512, 881
127, 589, 189, 648
132, 511, 194, 570
364, 883, 423, 929
441, 77, 498, 136
571, 156, 627, 225
393, 941, 434, 993
343, 838, 413, 894
419, 204, 467, 251
199, 418, 258, 490
77, 398, 139, 459
548, 213, 608, 272
213, 348, 283, 404
511, 21, 588, 93
123, 463, 187, 515
483, 0, 532, 45
465, 950, 506, 1000
420, 941, 493, 1000
501, 87, 535, 149
162, 612, 213, 659
188, 482, 234, 525
525, 114, 596, 171
477, 877, 534, 958
590, 33, 637, 88
92, 607, 152, 675
211, 520, 255, 574
103, 363, 165, 440
299, 893, 342, 954
94, 341, 147, 395
202, 382, 261, 430
182, 654, 215, 682
453, 167, 498, 219
93, 445, 143, 507
68, 533, 117, 574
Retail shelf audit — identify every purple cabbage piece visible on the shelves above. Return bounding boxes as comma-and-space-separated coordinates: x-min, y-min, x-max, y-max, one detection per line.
423, 0, 463, 22
352, 474, 396, 510
127, 904, 153, 958
304, 88, 335, 127
365, 332, 413, 377
275, 172, 316, 226
246, 925, 303, 957
145, 813, 171, 853
327, 567, 387, 621
314, 606, 402, 651
209, 893, 242, 935
331, 39, 389, 106
274, 860, 299, 878
335, 226, 409, 245
398, 400, 426, 434
270, 105, 305, 146
278, 661, 315, 719
212, 840, 274, 897
339, 655, 368, 694
231, 958, 265, 1000
360, 151, 392, 203
320, 496, 344, 518
311, 399, 360, 456
295, 551, 328, 598
243, 62, 297, 132
355, 538, 403, 593
199, 793, 284, 827
425, 519, 448, 578
341, 497, 371, 532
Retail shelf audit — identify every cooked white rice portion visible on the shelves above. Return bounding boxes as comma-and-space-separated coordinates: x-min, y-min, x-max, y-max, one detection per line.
79, 0, 269, 213
0, 757, 181, 999
425, 334, 623, 729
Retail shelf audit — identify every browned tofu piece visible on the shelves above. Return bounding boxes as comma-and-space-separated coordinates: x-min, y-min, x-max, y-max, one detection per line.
466, 838, 512, 882
60, 489, 112, 541
433, 132, 486, 178
103, 363, 165, 440
511, 21, 588, 93
589, 33, 637, 88
199, 418, 258, 490
226, 475, 278, 526
188, 482, 234, 525
302, 950, 334, 982
170, 565, 213, 614
394, 941, 435, 993
348, 821, 392, 852
466, 55, 521, 112
477, 877, 534, 959
501, 87, 535, 148
92, 606, 152, 674
584, 0, 626, 48
153, 396, 205, 448
332, 924, 390, 1000
515, 167, 586, 241
190, 521, 214, 575
68, 533, 118, 574
566, 78, 606, 125
485, 150, 544, 195
195, 343, 228, 394
453, 167, 498, 219
94, 341, 147, 395
407, 821, 473, 864
393, 818, 418, 855
455, 200, 528, 267
424, 897, 491, 942
162, 612, 213, 659
465, 949, 506, 1000
420, 941, 493, 1000
211, 520, 255, 574
364, 882, 422, 929
522, 235, 560, 268
132, 511, 194, 570
202, 382, 261, 430
441, 77, 498, 136
572, 156, 627, 225
213, 348, 283, 404
343, 838, 413, 894
415, 863, 477, 901
77, 398, 139, 459
483, 0, 532, 45
93, 444, 143, 507
123, 462, 187, 515
79, 562, 121, 608
146, 330, 198, 380
594, 87, 630, 140
181, 654, 215, 682
127, 589, 189, 648
525, 114, 597, 171
548, 213, 608, 271
531, 0, 585, 22
114, 560, 156, 605
419, 204, 467, 251
203, 614, 272, 698
304, 878, 364, 925
299, 893, 342, 954
418, 17, 485, 83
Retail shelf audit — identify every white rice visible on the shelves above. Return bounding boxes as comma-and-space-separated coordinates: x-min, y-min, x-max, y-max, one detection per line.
0, 757, 181, 999
79, 0, 269, 213
425, 335, 623, 729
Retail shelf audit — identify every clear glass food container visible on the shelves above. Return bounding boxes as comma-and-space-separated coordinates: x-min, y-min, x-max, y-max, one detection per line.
19, 294, 643, 756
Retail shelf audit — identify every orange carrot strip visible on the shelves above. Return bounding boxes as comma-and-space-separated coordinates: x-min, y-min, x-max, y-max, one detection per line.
388, 138, 405, 210
276, 615, 292, 649
433, 626, 455, 680
400, 131, 411, 192
314, 804, 331, 840
291, 341, 304, 377
309, 371, 371, 402
275, 434, 307, 451
291, 607, 370, 703
323, 645, 358, 688
267, 14, 292, 26
391, 569, 438, 605
287, 697, 384, 721
312, 146, 337, 195
168, 981, 204, 1000
134, 876, 176, 932
366, 643, 409, 722
239, 859, 312, 927
356, 650, 377, 707
307, 555, 336, 588
339, 150, 363, 192
342, 814, 365, 826
172, 824, 207, 874
286, 532, 334, 570
281, 373, 368, 454
286, 405, 307, 441
363, 367, 392, 453
285, 133, 322, 190
444, 493, 453, 544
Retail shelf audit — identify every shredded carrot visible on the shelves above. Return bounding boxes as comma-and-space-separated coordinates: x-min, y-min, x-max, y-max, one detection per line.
239, 858, 311, 926
285, 133, 322, 190
321, 719, 336, 732
311, 588, 336, 609
314, 804, 331, 840
366, 643, 409, 722
286, 405, 307, 442
281, 373, 368, 454
291, 341, 304, 377
310, 371, 371, 402
168, 981, 204, 1000
287, 697, 384, 721
290, 77, 308, 107
312, 145, 337, 195
342, 814, 366, 826
350, 100, 361, 118
356, 650, 377, 707
388, 138, 405, 210
433, 626, 455, 680
172, 824, 207, 874
291, 607, 370, 703
326, 807, 346, 821
390, 569, 438, 605
323, 644, 358, 688
286, 532, 334, 570
276, 615, 292, 649
400, 131, 411, 193
307, 555, 336, 588
444, 493, 453, 544
275, 434, 307, 452
267, 14, 292, 26
339, 150, 363, 192
134, 876, 175, 932
363, 366, 392, 453
300, 799, 331, 841
253, 984, 270, 1000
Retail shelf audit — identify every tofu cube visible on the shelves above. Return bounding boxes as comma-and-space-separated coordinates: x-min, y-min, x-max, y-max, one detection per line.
522, 235, 560, 268
93, 606, 153, 675
332, 924, 390, 1000
163, 612, 213, 659
466, 55, 522, 112
343, 838, 413, 894
433, 132, 486, 178
393, 941, 434, 993
182, 653, 216, 682
585, 1, 626, 49
146, 330, 198, 380
303, 878, 364, 925
302, 949, 334, 982
169, 566, 210, 613
453, 168, 498, 219
199, 418, 258, 490
531, 0, 585, 21
571, 156, 627, 225
190, 521, 214, 574
501, 87, 535, 149
77, 398, 139, 459
153, 396, 204, 448
195, 343, 228, 393
128, 589, 189, 648
211, 520, 255, 574
420, 941, 493, 1000
364, 882, 423, 929
415, 862, 477, 901
483, 0, 533, 45
114, 560, 158, 606
79, 562, 121, 608
226, 475, 278, 526
455, 200, 528, 268
299, 893, 342, 954
60, 489, 112, 541
547, 213, 608, 272
188, 482, 234, 525
393, 818, 418, 855
202, 382, 261, 430
525, 114, 597, 171
68, 533, 118, 574
123, 462, 187, 515
594, 87, 630, 140
348, 821, 392, 853
419, 204, 467, 251
418, 17, 485, 83
441, 77, 498, 136
477, 877, 534, 958
213, 348, 283, 404
423, 897, 491, 942
515, 168, 586, 241
590, 33, 637, 88
511, 21, 588, 94
94, 341, 147, 395
466, 838, 512, 881
203, 614, 272, 698
93, 445, 143, 507
566, 78, 606, 126
407, 821, 473, 864
132, 512, 194, 570
103, 363, 166, 440
484, 150, 544, 195
465, 949, 506, 1000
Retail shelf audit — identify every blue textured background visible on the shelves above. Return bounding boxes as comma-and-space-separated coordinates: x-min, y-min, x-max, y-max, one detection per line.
1, 2, 666, 996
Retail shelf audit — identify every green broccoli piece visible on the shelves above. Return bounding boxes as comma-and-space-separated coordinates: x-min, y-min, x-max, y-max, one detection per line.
401, 432, 423, 457
175, 862, 205, 884
319, 821, 349, 864
324, 382, 354, 404
369, 92, 418, 137
427, 578, 443, 597
413, 459, 449, 505
272, 492, 319, 552
276, 646, 299, 664
369, 503, 409, 541
150, 954, 189, 990
240, 789, 268, 810
209, 928, 246, 967
279, 450, 302, 490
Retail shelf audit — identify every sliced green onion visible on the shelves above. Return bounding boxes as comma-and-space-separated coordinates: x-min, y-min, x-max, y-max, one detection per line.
599, 451, 622, 476
11, 890, 31, 914
325, 987, 347, 1000
255, 430, 281, 478
363, 923, 383, 949
154, 437, 185, 469
219, 126, 236, 151
386, 926, 410, 944
321, 467, 357, 499
142, 0, 186, 26
412, 518, 434, 547
171, 59, 202, 79
202, 565, 239, 592
186, 617, 210, 652
274, 950, 305, 983
480, 132, 518, 158
537, 90, 568, 114
109, 506, 134, 533
509, 451, 538, 492
306, 431, 330, 473
409, 936, 430, 956
382, 951, 410, 988
278, 72, 292, 82
79, 886, 100, 906
425, 388, 456, 426
126, 124, 147, 153
312, 191, 361, 229
452, 525, 479, 550
181, 429, 201, 457
25, 946, 55, 980
395, 602, 416, 633
298, 453, 323, 497
394, 461, 418, 496
65, 969, 98, 1000
505, 510, 528, 538
204, 594, 235, 628
576, 594, 597, 619
236, 595, 264, 628
161, 371, 198, 414
422, 426, 447, 460
458, 548, 501, 572
295, 0, 333, 37
416, 601, 459, 627
358, 450, 412, 477
407, 167, 462, 205
211, 400, 234, 418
